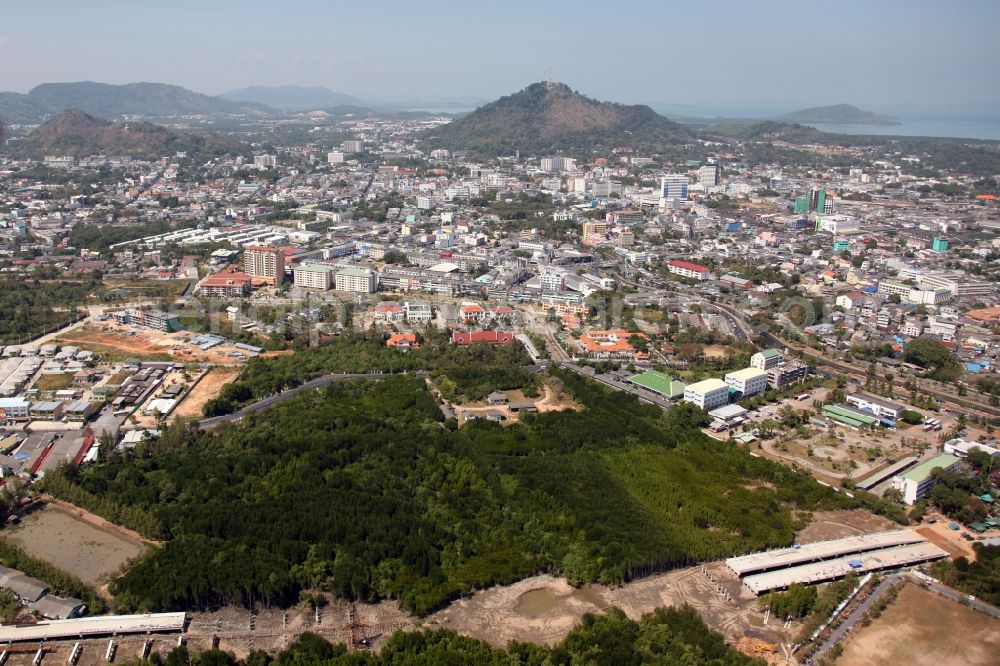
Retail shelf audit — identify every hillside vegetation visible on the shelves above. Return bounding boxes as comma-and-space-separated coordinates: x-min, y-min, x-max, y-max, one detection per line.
14, 110, 244, 160
426, 82, 692, 154
51, 338, 855, 615
0, 81, 270, 124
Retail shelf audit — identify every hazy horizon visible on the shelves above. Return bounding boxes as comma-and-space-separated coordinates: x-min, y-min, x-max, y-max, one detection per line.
3, 0, 999, 114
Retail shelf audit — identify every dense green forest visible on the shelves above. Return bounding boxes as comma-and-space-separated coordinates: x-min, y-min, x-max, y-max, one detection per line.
147, 606, 759, 665
203, 333, 537, 416
52, 341, 857, 615
0, 278, 94, 343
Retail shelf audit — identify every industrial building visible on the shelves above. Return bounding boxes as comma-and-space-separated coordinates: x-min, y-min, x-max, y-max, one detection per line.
726, 529, 947, 595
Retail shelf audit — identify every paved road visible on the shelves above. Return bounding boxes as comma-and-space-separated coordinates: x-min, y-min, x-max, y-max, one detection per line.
808, 575, 901, 664
197, 372, 398, 428
905, 572, 1000, 619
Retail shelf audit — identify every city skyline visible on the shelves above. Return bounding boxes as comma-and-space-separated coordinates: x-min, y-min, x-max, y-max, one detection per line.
2, 0, 999, 112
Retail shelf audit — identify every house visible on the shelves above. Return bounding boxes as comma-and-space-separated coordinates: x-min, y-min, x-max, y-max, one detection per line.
487, 392, 508, 405
375, 302, 405, 322
459, 303, 486, 323
386, 333, 420, 350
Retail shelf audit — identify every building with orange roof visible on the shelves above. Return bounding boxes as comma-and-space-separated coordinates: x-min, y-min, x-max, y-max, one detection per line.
967, 307, 1000, 325
386, 333, 419, 350
578, 329, 648, 360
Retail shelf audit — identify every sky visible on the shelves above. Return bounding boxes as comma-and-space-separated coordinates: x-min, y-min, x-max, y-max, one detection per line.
2, 0, 999, 114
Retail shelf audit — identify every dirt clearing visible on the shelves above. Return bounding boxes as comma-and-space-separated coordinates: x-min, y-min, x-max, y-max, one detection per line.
796, 509, 897, 544
425, 566, 794, 653
4, 504, 149, 586
174, 367, 241, 418
836, 584, 1000, 666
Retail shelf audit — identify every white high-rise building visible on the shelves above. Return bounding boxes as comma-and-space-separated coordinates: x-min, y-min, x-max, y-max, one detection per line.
661, 174, 689, 200
341, 140, 364, 153
253, 154, 277, 169
698, 164, 720, 187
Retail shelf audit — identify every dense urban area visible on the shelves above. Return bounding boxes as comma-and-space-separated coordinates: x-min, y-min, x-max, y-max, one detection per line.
0, 75, 998, 666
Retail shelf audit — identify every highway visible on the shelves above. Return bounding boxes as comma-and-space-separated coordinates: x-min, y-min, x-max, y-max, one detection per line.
197, 372, 397, 429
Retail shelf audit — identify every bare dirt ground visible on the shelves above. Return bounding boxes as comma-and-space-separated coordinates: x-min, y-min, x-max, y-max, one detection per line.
836, 584, 1000, 666
701, 344, 735, 359
173, 368, 241, 419
915, 517, 978, 560
453, 385, 580, 426
56, 325, 245, 365
425, 565, 796, 657
795, 509, 897, 544
3, 504, 149, 586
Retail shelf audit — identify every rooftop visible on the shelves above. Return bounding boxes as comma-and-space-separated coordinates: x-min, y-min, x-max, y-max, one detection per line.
628, 370, 685, 398
685, 378, 728, 393
900, 454, 961, 482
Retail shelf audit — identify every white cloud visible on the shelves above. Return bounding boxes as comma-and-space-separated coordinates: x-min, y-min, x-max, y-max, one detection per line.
0, 36, 10, 47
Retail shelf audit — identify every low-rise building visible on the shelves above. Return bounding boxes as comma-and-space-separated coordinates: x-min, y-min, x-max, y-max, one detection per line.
667, 260, 710, 281
845, 392, 905, 420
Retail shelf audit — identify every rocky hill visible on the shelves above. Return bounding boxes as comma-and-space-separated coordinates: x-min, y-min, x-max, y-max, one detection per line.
781, 103, 899, 126
14, 109, 244, 160
425, 82, 692, 154
0, 81, 271, 124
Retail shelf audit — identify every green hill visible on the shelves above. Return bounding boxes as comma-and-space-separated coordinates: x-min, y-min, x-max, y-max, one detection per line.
14, 109, 245, 160
425, 82, 693, 154
0, 81, 271, 124
781, 103, 899, 125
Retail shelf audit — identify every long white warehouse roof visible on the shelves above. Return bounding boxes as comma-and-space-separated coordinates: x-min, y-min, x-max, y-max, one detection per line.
726, 529, 926, 576
742, 541, 947, 594
0, 612, 186, 643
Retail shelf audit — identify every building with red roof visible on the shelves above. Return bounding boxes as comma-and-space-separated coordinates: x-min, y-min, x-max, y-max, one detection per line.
667, 260, 710, 281
451, 330, 514, 346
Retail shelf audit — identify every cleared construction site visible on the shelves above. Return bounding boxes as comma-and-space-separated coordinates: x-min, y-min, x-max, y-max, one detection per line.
726, 529, 948, 595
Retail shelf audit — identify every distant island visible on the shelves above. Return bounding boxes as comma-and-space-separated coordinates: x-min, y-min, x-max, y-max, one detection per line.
780, 103, 900, 126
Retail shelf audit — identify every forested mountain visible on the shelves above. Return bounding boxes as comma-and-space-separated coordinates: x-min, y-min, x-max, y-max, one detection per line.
0, 81, 271, 124
781, 103, 899, 125
48, 337, 864, 615
219, 85, 364, 110
14, 110, 245, 160
425, 82, 693, 154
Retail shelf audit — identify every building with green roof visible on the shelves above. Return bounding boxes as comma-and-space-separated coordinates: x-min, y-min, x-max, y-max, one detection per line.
822, 404, 880, 429
891, 453, 962, 504
628, 370, 685, 399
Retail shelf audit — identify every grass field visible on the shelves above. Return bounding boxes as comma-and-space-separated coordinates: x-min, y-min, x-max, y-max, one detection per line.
33, 373, 75, 392
836, 583, 1000, 666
